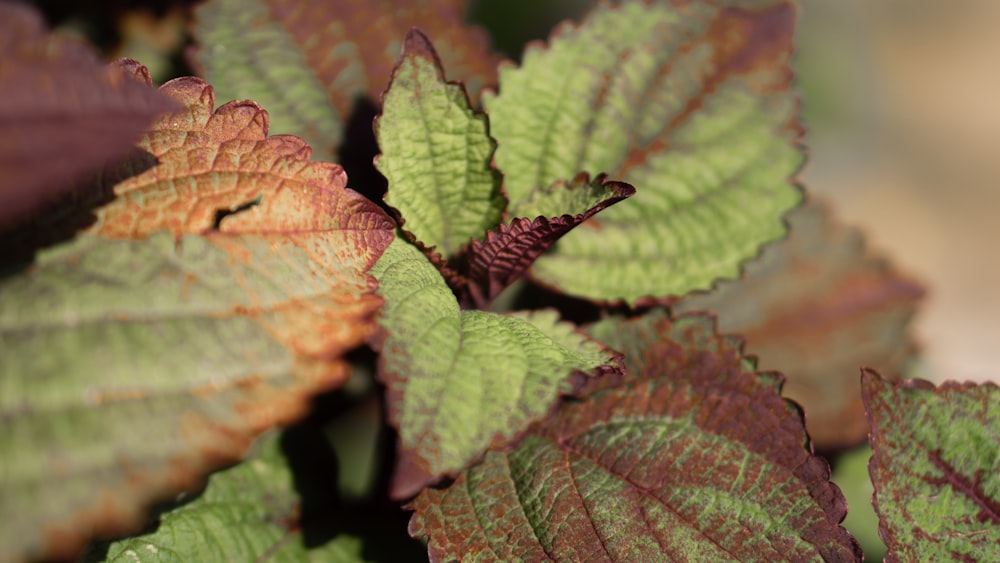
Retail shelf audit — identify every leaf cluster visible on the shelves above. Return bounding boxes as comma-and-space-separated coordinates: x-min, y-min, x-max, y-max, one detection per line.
0, 1, 996, 562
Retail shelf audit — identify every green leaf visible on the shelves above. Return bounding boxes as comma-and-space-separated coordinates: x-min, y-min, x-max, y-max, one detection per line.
675, 200, 924, 448
190, 0, 502, 159
370, 238, 620, 499
411, 311, 860, 560
483, 0, 803, 304
0, 4, 175, 229
375, 30, 504, 257
862, 370, 1000, 562
96, 432, 368, 562
831, 446, 886, 561
0, 74, 393, 562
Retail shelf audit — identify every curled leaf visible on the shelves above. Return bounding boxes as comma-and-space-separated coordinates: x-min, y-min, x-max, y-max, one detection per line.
0, 73, 393, 561
484, 0, 803, 304
0, 3, 175, 228
862, 370, 1000, 562
411, 311, 860, 561
456, 174, 635, 308
370, 239, 620, 499
676, 200, 924, 448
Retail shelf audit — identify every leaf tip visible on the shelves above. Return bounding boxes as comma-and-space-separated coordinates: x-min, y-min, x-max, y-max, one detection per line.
401, 27, 444, 72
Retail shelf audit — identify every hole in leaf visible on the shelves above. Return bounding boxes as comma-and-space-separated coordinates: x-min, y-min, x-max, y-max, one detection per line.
212, 194, 262, 230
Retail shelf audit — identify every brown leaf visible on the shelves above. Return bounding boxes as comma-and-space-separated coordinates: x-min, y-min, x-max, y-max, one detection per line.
0, 66, 394, 562
675, 199, 924, 449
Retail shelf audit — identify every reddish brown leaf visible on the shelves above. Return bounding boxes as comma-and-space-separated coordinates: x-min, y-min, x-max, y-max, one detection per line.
412, 312, 861, 560
862, 370, 1000, 562
675, 199, 924, 449
0, 66, 394, 561
0, 3, 175, 229
455, 174, 635, 308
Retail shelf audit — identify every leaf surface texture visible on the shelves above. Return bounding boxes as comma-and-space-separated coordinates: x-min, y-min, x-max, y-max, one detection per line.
370, 239, 619, 499
484, 0, 803, 303
863, 371, 1000, 562
411, 312, 861, 561
0, 73, 393, 561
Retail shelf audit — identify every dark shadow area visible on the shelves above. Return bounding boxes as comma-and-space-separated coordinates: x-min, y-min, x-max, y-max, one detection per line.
467, 0, 591, 61
0, 148, 158, 279
511, 279, 617, 326
29, 0, 198, 53
280, 346, 425, 560
338, 96, 389, 210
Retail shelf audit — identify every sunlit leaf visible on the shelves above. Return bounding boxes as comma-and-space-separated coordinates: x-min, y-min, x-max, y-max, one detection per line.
0, 72, 393, 562
484, 0, 803, 304
190, 0, 502, 159
676, 200, 924, 448
375, 29, 504, 257
412, 311, 860, 560
370, 238, 620, 499
862, 370, 1000, 562
0, 3, 174, 228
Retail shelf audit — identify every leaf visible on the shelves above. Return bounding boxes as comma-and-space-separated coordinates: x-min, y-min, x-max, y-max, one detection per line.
370, 238, 620, 499
0, 3, 175, 228
97, 432, 369, 562
675, 200, 924, 448
375, 29, 504, 257
0, 74, 394, 562
190, 0, 502, 160
455, 174, 635, 308
411, 311, 860, 561
483, 0, 803, 304
862, 370, 1000, 562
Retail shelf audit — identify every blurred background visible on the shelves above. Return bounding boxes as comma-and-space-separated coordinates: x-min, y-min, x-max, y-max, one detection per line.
795, 0, 1000, 387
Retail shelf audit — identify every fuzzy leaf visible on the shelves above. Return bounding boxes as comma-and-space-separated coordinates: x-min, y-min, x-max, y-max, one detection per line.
457, 174, 635, 308
0, 4, 175, 228
370, 239, 619, 499
0, 75, 393, 562
676, 200, 924, 448
484, 0, 803, 304
190, 0, 501, 159
97, 432, 368, 562
375, 30, 504, 257
862, 370, 1000, 562
411, 311, 860, 561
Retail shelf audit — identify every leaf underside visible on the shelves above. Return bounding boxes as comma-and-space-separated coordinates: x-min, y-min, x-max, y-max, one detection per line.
370, 238, 620, 500
375, 29, 504, 258
456, 174, 635, 308
190, 0, 502, 159
862, 371, 1000, 562
676, 199, 924, 449
411, 311, 860, 561
0, 70, 393, 562
484, 0, 804, 304
0, 4, 175, 229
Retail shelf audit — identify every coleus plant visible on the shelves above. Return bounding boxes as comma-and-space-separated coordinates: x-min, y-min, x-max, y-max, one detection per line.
0, 0, 996, 562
